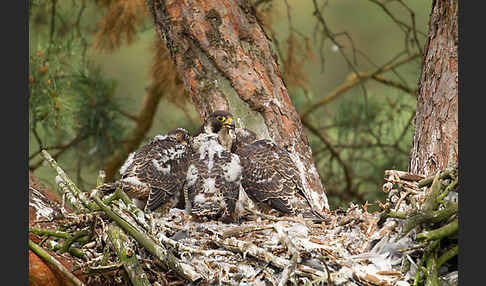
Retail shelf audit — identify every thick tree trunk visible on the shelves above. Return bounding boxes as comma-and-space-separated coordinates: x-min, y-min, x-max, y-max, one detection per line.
409, 0, 458, 176
147, 0, 329, 212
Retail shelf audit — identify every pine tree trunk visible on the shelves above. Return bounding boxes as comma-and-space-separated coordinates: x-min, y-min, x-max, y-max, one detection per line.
409, 0, 458, 176
147, 0, 329, 212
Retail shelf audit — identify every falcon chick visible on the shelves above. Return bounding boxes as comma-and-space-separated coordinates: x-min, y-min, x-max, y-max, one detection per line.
194, 110, 236, 151
184, 133, 242, 223
101, 128, 191, 212
145, 111, 235, 213
233, 128, 323, 220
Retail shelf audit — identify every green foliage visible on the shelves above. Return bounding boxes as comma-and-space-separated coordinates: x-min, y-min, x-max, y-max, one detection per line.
69, 68, 127, 157
29, 40, 83, 143
309, 90, 415, 209
29, 0, 133, 189
29, 37, 127, 152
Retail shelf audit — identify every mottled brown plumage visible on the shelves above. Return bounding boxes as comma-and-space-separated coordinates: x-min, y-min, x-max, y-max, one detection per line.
233, 128, 322, 219
101, 128, 191, 212
184, 133, 242, 223
101, 111, 243, 221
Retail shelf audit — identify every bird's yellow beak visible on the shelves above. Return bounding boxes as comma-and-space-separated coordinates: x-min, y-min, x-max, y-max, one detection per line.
223, 117, 235, 129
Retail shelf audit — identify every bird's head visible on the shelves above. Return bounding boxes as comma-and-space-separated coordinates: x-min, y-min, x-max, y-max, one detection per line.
167, 128, 191, 145
198, 110, 235, 151
203, 110, 236, 134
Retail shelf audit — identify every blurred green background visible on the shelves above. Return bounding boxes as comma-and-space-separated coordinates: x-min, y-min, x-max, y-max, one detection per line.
29, 0, 432, 210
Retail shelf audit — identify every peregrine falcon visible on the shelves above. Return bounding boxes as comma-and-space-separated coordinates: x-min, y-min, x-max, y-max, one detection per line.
193, 110, 236, 151
183, 112, 241, 223
100, 128, 191, 212
101, 110, 243, 222
233, 128, 323, 219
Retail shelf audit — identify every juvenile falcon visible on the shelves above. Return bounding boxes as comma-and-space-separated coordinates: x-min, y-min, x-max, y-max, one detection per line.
184, 130, 241, 223
193, 110, 236, 150
100, 128, 191, 212
145, 110, 235, 212
232, 128, 324, 220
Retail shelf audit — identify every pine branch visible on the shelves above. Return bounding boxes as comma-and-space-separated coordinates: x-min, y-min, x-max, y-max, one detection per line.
301, 53, 420, 118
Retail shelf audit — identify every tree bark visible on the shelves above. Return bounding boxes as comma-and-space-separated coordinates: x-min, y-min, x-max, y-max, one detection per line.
409, 0, 458, 176
147, 0, 329, 212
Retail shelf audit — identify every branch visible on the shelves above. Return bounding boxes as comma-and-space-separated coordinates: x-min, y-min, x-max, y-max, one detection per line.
91, 192, 202, 282
29, 239, 86, 286
416, 218, 458, 241
106, 223, 151, 286
214, 236, 327, 279
370, 74, 417, 96
301, 118, 365, 202
301, 53, 420, 118
117, 109, 139, 122
274, 224, 300, 286
424, 240, 440, 286
42, 150, 95, 212
29, 134, 88, 170
437, 245, 458, 268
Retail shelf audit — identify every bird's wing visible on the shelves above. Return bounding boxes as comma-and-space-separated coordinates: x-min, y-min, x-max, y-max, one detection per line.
237, 140, 305, 214
144, 138, 190, 211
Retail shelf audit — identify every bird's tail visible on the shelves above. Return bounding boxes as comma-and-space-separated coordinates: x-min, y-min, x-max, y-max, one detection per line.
300, 208, 329, 223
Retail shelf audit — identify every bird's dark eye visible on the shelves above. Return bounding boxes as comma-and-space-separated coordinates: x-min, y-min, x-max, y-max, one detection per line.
217, 116, 226, 122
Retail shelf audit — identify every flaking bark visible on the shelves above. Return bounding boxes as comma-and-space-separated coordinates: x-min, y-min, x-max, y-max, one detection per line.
409, 0, 458, 176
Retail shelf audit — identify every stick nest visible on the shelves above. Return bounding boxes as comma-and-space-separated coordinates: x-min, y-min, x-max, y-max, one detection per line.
29, 151, 458, 286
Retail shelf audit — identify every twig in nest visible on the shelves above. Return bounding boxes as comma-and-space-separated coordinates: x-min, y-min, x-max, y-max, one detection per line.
418, 169, 455, 188
244, 207, 311, 226
29, 239, 86, 286
274, 224, 300, 286
91, 193, 203, 282
83, 264, 123, 275
114, 189, 150, 232
416, 218, 458, 241
106, 222, 151, 286
42, 150, 95, 212
221, 225, 274, 239
213, 236, 328, 279
60, 230, 90, 254
157, 230, 232, 257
